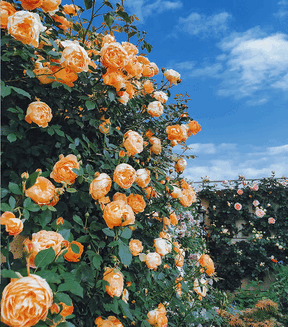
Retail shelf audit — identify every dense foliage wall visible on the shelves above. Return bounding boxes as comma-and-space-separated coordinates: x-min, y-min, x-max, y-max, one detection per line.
198, 176, 288, 291
0, 1, 222, 326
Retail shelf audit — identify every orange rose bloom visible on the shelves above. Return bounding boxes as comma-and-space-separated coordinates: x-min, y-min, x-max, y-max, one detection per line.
180, 186, 196, 208
25, 176, 56, 206
0, 1, 17, 29
63, 4, 79, 15
129, 239, 143, 256
118, 91, 129, 105
0, 211, 23, 236
189, 120, 201, 135
153, 91, 168, 104
100, 42, 128, 69
169, 212, 178, 226
147, 101, 163, 118
123, 130, 143, 156
40, 0, 60, 12
33, 66, 55, 84
198, 254, 215, 276
166, 125, 183, 142
127, 194, 146, 214
122, 41, 138, 56
101, 34, 115, 47
59, 301, 74, 317
150, 136, 161, 155
135, 168, 150, 188
99, 116, 111, 134
142, 61, 159, 77
144, 186, 156, 199
60, 40, 90, 73
103, 267, 124, 298
175, 253, 184, 267
95, 316, 123, 327
102, 68, 126, 91
124, 56, 143, 79
103, 200, 135, 229
154, 238, 172, 257
53, 66, 78, 87
24, 230, 64, 268
112, 192, 127, 203
175, 158, 187, 173
143, 80, 154, 94
193, 278, 208, 300
50, 154, 79, 185
170, 186, 182, 199
147, 303, 168, 327
25, 101, 52, 128
113, 163, 136, 189
52, 14, 72, 30
89, 173, 112, 200
180, 124, 191, 142
20, 0, 42, 10
164, 69, 181, 85
7, 11, 46, 47
145, 129, 153, 138
64, 241, 84, 262
1, 274, 53, 327
145, 252, 162, 270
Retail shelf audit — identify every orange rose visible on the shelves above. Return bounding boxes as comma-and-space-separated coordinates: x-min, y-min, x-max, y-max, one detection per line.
180, 187, 196, 208
123, 130, 143, 156
103, 267, 124, 298
198, 254, 215, 276
7, 11, 46, 47
135, 168, 150, 188
154, 238, 172, 257
40, 0, 60, 12
25, 176, 56, 206
112, 192, 127, 203
166, 125, 183, 142
145, 252, 162, 270
1, 274, 53, 327
102, 68, 126, 91
33, 66, 55, 84
60, 40, 90, 73
117, 91, 130, 105
0, 211, 23, 236
24, 230, 64, 268
51, 302, 73, 317
89, 173, 112, 200
164, 69, 181, 85
127, 194, 146, 214
189, 120, 201, 135
175, 253, 184, 267
150, 136, 161, 155
95, 315, 123, 327
63, 4, 79, 15
64, 241, 84, 262
143, 80, 154, 94
153, 91, 168, 104
101, 34, 115, 46
53, 65, 78, 87
170, 186, 182, 199
144, 186, 156, 199
103, 200, 135, 229
25, 101, 52, 128
113, 163, 136, 189
124, 56, 143, 79
129, 239, 143, 256
50, 154, 79, 185
169, 212, 178, 226
100, 42, 128, 69
175, 158, 187, 173
52, 14, 72, 30
0, 1, 17, 29
147, 303, 168, 327
180, 124, 191, 142
142, 61, 159, 77
145, 129, 153, 138
20, 0, 42, 10
99, 116, 111, 134
147, 101, 163, 118
122, 41, 138, 56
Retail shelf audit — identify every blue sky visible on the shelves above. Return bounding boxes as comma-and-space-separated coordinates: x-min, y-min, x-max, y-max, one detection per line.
72, 0, 288, 182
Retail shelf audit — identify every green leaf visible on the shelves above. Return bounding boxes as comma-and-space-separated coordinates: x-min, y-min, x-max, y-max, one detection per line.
7, 133, 17, 142
108, 89, 116, 102
66, 188, 77, 193
1, 188, 9, 198
25, 171, 40, 189
8, 196, 16, 210
119, 300, 133, 320
54, 292, 72, 306
0, 203, 11, 212
84, 0, 92, 9
47, 205, 57, 211
119, 227, 132, 239
11, 86, 31, 99
26, 69, 35, 78
40, 210, 52, 228
117, 10, 131, 23
1, 81, 11, 98
34, 247, 56, 268
8, 182, 22, 195
118, 242, 132, 266
104, 13, 114, 27
58, 282, 83, 298
36, 270, 61, 284
71, 243, 80, 254
57, 322, 76, 327
102, 228, 115, 237
23, 197, 40, 212
92, 254, 102, 270
141, 321, 151, 327
1, 269, 20, 279
85, 100, 95, 110
73, 215, 84, 226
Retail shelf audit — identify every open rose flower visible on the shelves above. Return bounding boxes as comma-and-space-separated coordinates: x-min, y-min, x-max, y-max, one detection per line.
166, 124, 183, 142
95, 316, 123, 327
150, 136, 161, 155
50, 154, 79, 185
251, 183, 259, 191
103, 200, 135, 229
40, 0, 61, 13
153, 91, 168, 104
24, 230, 64, 268
147, 303, 168, 327
60, 40, 90, 73
169, 212, 178, 226
53, 65, 78, 87
180, 124, 191, 142
175, 253, 184, 267
89, 173, 112, 200
188, 120, 201, 135
122, 41, 138, 56
135, 168, 150, 188
25, 176, 56, 206
100, 42, 128, 69
0, 211, 23, 236
123, 130, 143, 156
255, 208, 265, 218
253, 200, 260, 207
113, 163, 136, 189
164, 68, 180, 85
129, 239, 143, 256
145, 186, 157, 199
237, 189, 243, 195
143, 80, 154, 94
127, 194, 146, 214
145, 252, 162, 270
198, 254, 215, 276
64, 241, 84, 262
63, 4, 79, 15
175, 158, 187, 173
180, 187, 196, 207
154, 238, 172, 257
8, 11, 46, 47
20, 0, 42, 10
25, 101, 52, 128
113, 192, 127, 203
0, 1, 17, 29
147, 101, 163, 118
268, 217, 276, 224
234, 202, 242, 211
193, 278, 208, 300
103, 267, 124, 298
1, 274, 53, 327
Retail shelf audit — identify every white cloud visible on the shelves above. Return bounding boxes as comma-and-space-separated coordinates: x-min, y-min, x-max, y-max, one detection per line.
178, 11, 232, 37
267, 144, 288, 155
274, 0, 288, 18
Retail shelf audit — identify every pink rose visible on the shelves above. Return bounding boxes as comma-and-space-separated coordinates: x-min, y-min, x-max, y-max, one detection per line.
234, 203, 242, 211
253, 200, 260, 207
237, 189, 243, 195
255, 208, 265, 218
268, 217, 275, 224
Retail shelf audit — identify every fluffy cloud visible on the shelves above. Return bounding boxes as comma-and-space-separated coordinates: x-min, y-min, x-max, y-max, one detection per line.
178, 11, 232, 37
274, 0, 288, 18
